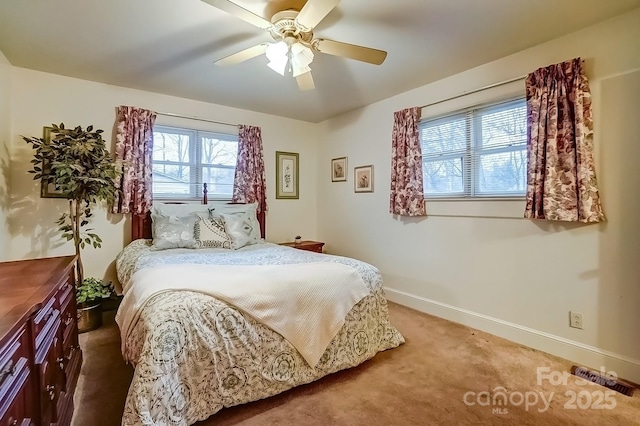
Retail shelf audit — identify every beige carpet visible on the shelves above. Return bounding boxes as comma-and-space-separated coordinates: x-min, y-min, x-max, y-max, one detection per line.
72, 304, 640, 426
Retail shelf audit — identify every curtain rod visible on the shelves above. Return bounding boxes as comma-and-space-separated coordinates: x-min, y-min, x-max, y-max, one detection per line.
155, 111, 238, 128
420, 75, 526, 109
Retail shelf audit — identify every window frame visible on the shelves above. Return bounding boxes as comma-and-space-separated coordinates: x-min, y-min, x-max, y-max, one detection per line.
420, 97, 527, 200
152, 125, 238, 201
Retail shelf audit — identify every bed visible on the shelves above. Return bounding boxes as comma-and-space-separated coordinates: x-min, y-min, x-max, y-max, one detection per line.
115, 199, 404, 426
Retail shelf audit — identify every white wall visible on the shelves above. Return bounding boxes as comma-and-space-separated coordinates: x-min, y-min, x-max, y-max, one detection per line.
4, 5, 639, 383
317, 8, 640, 382
0, 50, 11, 260
8, 69, 319, 283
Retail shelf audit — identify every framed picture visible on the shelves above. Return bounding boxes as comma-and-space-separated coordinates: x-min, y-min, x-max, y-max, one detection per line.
354, 165, 374, 193
331, 157, 347, 182
40, 126, 67, 199
276, 151, 299, 199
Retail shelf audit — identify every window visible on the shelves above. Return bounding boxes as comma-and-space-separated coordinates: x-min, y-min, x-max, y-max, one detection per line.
421, 98, 527, 198
152, 126, 238, 200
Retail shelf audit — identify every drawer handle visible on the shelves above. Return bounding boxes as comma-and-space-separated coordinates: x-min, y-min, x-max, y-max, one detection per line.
57, 356, 65, 370
64, 313, 73, 326
46, 384, 56, 400
0, 360, 16, 386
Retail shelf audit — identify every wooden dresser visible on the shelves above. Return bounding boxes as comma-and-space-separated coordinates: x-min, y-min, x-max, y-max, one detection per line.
0, 256, 82, 426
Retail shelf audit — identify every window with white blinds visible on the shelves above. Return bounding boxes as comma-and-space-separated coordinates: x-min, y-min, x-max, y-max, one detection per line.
420, 98, 527, 198
152, 125, 238, 200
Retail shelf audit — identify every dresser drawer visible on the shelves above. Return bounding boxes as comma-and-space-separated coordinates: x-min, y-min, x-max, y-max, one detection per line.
0, 326, 33, 426
61, 342, 81, 394
37, 332, 63, 426
33, 296, 58, 348
56, 280, 73, 317
0, 325, 29, 392
0, 365, 33, 426
58, 290, 75, 340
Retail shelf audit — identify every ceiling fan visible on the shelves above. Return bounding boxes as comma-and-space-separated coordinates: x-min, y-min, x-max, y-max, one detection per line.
202, 0, 387, 91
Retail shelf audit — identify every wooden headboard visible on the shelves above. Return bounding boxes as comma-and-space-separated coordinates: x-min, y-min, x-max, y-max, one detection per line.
131, 184, 266, 241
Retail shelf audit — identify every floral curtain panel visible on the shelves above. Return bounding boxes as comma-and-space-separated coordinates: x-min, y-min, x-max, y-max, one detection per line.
524, 58, 605, 223
390, 107, 426, 216
112, 106, 156, 215
232, 125, 267, 214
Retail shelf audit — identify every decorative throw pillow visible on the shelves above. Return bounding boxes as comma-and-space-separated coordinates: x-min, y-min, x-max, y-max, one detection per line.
194, 215, 232, 249
151, 213, 198, 250
220, 211, 261, 249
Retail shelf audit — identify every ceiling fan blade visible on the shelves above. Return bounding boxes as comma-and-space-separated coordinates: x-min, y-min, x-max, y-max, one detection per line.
214, 43, 269, 67
296, 71, 315, 91
201, 0, 273, 30
296, 0, 340, 29
315, 39, 387, 65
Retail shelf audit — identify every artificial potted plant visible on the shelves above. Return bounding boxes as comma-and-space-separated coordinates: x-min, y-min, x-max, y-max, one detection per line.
76, 277, 115, 332
23, 123, 120, 331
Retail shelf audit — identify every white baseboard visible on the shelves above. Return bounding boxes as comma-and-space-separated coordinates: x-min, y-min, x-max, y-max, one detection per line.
385, 287, 640, 384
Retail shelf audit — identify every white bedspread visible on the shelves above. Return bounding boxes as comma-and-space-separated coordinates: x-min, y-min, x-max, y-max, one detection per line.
117, 262, 369, 367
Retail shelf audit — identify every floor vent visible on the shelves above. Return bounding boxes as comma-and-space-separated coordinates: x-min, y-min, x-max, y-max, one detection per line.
570, 366, 635, 397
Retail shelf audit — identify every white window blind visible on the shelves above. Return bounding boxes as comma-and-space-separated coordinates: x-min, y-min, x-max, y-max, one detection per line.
421, 98, 527, 198
152, 125, 238, 200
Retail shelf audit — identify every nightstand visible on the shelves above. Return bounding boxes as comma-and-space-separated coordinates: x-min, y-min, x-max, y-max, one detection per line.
279, 240, 325, 253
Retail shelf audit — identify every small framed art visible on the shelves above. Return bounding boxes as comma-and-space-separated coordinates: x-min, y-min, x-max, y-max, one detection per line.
331, 157, 347, 182
354, 165, 374, 193
276, 151, 299, 199
40, 126, 67, 199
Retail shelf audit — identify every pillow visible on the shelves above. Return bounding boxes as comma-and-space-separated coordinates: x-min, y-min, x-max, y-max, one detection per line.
220, 210, 261, 249
194, 215, 232, 249
151, 213, 198, 250
208, 202, 257, 217
152, 202, 211, 218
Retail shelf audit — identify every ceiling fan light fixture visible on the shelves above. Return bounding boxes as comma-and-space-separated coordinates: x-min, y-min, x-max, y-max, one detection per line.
292, 62, 311, 78
266, 41, 289, 76
265, 41, 288, 62
207, 0, 388, 91
290, 43, 314, 77
267, 58, 288, 76
291, 43, 314, 67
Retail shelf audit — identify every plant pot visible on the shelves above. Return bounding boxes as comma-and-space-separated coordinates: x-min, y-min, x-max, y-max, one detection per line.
77, 301, 102, 333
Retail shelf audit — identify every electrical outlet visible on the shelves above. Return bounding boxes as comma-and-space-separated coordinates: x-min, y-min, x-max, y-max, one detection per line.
569, 311, 584, 329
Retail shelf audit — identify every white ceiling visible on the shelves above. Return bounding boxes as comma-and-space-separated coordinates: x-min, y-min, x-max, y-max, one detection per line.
1, 0, 638, 123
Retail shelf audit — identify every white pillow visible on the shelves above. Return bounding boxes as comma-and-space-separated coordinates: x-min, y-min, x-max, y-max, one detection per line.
194, 215, 232, 249
220, 210, 261, 249
152, 202, 257, 218
208, 202, 257, 216
152, 202, 210, 217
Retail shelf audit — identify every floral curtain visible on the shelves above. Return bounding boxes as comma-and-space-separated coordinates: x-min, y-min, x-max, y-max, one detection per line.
232, 125, 267, 214
389, 107, 426, 216
525, 58, 605, 223
111, 106, 156, 215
